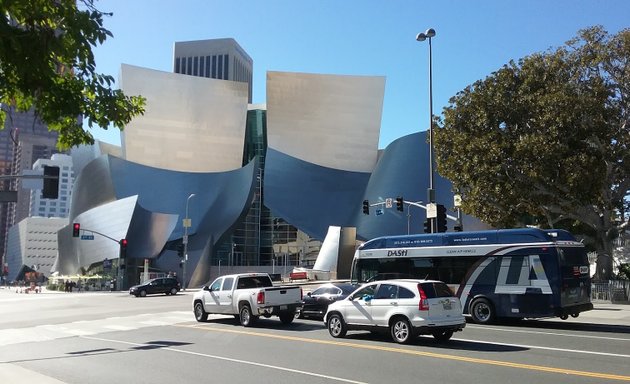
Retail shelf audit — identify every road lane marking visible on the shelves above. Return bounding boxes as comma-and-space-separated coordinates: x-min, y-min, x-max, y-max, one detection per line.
453, 337, 630, 358
81, 335, 367, 384
178, 324, 630, 382
467, 324, 630, 342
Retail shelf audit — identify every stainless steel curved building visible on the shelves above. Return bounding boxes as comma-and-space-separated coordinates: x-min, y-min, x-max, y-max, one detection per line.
56, 66, 484, 288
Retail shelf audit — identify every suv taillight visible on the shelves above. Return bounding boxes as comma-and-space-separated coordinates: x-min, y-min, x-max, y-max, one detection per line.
418, 284, 429, 311
257, 291, 265, 304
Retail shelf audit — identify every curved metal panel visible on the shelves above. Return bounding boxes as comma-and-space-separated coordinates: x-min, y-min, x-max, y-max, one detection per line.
266, 71, 384, 173
69, 155, 117, 219
357, 131, 489, 240
57, 154, 259, 287
120, 64, 249, 172
263, 148, 370, 240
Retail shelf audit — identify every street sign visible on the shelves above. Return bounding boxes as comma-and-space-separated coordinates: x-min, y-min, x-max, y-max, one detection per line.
80, 234, 95, 240
426, 203, 437, 218
385, 198, 393, 208
103, 258, 112, 270
183, 218, 192, 228
376, 208, 384, 216
182, 235, 188, 245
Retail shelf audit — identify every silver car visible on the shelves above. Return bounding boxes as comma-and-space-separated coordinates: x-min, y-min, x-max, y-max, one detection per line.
324, 279, 465, 344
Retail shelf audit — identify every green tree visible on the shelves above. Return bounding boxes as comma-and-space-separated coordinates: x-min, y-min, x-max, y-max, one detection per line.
0, 0, 145, 149
435, 26, 630, 280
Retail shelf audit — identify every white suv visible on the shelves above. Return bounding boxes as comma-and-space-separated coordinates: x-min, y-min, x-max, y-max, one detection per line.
324, 279, 465, 344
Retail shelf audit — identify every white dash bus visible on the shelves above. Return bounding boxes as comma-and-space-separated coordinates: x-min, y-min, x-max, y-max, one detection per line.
351, 228, 593, 324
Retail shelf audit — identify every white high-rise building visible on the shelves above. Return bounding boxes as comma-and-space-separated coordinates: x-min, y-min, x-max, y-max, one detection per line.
30, 154, 74, 218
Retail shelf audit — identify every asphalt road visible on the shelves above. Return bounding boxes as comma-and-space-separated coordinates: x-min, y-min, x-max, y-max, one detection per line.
1, 288, 629, 384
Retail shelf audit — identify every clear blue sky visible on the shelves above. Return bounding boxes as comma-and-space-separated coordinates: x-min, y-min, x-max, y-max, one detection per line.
88, 0, 630, 149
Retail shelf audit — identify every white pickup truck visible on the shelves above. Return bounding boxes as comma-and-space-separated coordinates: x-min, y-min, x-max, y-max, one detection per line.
192, 273, 303, 326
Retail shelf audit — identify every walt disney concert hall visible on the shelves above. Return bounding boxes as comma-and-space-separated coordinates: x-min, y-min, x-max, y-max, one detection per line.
55, 43, 483, 288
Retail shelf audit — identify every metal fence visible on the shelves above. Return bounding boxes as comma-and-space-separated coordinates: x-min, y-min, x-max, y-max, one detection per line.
591, 280, 630, 303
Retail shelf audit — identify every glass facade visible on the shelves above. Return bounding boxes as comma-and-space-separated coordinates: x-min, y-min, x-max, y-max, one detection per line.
216, 109, 319, 270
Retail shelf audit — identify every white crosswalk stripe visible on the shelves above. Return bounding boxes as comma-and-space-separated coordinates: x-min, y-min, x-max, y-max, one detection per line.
0, 311, 192, 347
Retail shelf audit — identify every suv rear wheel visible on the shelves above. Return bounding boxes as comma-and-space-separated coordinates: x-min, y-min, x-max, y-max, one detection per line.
327, 313, 347, 338
170, 287, 178, 295
432, 330, 454, 342
390, 317, 413, 344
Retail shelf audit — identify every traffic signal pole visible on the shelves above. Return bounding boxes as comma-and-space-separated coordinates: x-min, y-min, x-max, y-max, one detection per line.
361, 198, 459, 233
72, 224, 128, 289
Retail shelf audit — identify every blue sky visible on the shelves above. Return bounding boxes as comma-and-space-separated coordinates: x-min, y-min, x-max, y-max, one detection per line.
88, 0, 629, 149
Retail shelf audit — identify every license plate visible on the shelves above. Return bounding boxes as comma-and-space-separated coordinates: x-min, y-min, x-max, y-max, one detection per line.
280, 305, 287, 310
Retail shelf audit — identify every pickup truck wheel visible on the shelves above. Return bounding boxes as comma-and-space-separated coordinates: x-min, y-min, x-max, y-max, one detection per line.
279, 312, 294, 325
239, 304, 258, 327
194, 302, 208, 322
327, 313, 347, 338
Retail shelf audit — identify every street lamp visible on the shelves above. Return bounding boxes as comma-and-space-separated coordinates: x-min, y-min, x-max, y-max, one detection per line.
183, 193, 195, 290
416, 27, 437, 232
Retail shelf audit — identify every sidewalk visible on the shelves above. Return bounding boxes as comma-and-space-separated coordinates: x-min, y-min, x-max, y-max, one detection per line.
556, 302, 630, 327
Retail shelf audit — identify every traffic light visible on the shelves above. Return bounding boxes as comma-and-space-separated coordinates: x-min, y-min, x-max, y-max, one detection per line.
42, 165, 60, 199
396, 196, 404, 212
362, 200, 370, 215
423, 219, 431, 233
119, 239, 128, 259
436, 204, 448, 233
72, 223, 80, 237
177, 244, 184, 257
454, 221, 463, 232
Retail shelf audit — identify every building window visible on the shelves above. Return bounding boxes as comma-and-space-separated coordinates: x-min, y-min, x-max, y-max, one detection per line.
199, 56, 205, 77
193, 56, 199, 76
175, 57, 180, 73
224, 54, 229, 79
187, 57, 192, 75
212, 55, 217, 78
206, 56, 211, 78
218, 55, 223, 79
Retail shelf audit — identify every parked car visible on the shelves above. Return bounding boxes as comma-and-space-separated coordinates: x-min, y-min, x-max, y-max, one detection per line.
324, 279, 465, 344
129, 277, 181, 297
297, 283, 357, 320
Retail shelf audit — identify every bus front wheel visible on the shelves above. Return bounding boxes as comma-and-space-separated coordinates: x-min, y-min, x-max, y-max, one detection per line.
470, 298, 495, 324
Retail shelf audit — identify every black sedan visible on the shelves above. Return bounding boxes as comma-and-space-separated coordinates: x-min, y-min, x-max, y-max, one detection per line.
129, 277, 181, 297
297, 283, 357, 320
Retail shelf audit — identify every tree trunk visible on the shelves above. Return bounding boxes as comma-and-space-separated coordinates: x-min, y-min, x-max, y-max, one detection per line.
594, 231, 614, 281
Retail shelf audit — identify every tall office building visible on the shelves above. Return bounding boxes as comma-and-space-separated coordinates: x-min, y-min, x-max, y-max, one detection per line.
173, 38, 253, 102
0, 107, 59, 272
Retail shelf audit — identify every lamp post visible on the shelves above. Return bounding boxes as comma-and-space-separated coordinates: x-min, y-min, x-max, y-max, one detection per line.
183, 193, 195, 290
416, 27, 436, 232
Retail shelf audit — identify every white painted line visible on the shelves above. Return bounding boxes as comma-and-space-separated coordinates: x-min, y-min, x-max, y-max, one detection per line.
467, 324, 630, 342
453, 337, 630, 359
82, 335, 368, 384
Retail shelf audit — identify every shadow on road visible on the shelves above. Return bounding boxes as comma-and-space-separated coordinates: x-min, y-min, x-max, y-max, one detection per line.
341, 332, 527, 352
501, 319, 630, 334
203, 316, 325, 332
